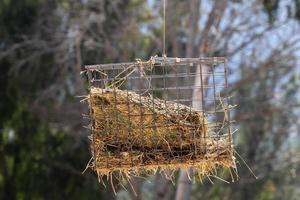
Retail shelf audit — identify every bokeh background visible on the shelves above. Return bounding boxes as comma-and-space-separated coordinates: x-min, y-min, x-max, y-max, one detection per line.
1, 0, 300, 199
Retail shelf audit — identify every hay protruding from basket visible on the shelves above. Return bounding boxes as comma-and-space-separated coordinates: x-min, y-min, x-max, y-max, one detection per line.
87, 87, 234, 178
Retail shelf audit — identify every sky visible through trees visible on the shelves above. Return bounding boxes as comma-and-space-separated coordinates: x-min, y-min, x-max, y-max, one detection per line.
0, 0, 300, 199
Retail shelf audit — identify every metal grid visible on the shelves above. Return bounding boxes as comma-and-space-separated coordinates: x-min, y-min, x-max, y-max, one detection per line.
85, 56, 233, 173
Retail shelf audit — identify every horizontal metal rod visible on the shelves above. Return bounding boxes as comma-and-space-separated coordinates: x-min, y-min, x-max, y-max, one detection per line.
85, 62, 138, 71
90, 85, 225, 90
89, 96, 224, 103
91, 83, 225, 90
89, 72, 225, 81
85, 57, 227, 70
171, 99, 222, 103
154, 57, 227, 64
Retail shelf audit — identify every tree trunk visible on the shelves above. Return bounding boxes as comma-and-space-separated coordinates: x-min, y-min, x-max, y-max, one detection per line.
175, 169, 193, 200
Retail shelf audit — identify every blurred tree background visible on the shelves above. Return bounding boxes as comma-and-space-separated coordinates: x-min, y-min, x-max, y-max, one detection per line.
0, 0, 299, 200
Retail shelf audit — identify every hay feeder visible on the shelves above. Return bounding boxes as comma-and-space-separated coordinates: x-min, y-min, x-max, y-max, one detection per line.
84, 56, 235, 180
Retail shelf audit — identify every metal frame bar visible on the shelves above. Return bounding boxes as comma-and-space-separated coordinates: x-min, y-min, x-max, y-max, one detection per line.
85, 57, 227, 70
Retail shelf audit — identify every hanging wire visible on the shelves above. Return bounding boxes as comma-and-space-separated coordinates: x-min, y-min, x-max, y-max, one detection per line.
163, 0, 166, 57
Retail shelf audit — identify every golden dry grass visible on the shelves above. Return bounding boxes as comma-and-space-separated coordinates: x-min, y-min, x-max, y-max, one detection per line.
86, 87, 234, 178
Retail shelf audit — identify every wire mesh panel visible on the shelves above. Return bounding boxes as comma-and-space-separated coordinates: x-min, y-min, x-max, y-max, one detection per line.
85, 56, 234, 177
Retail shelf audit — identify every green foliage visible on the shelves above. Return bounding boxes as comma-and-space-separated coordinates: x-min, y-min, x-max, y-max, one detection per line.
0, 66, 102, 199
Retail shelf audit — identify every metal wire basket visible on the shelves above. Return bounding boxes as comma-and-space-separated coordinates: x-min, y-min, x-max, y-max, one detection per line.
84, 56, 235, 178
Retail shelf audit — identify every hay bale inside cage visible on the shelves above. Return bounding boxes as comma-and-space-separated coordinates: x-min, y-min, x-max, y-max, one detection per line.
85, 57, 235, 177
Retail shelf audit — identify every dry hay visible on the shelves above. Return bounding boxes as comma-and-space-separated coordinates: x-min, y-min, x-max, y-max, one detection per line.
86, 87, 235, 180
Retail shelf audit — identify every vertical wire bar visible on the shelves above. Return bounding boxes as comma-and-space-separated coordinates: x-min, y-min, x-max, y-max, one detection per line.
212, 64, 217, 127
112, 66, 121, 169
100, 71, 106, 170
151, 64, 159, 167
191, 64, 196, 163
139, 65, 145, 167
162, 61, 168, 164
87, 70, 97, 171
104, 69, 109, 170
175, 62, 181, 162
212, 62, 219, 158
199, 63, 206, 155
125, 66, 134, 168
188, 63, 195, 163
224, 59, 232, 156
